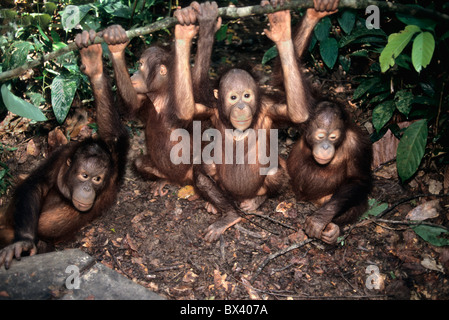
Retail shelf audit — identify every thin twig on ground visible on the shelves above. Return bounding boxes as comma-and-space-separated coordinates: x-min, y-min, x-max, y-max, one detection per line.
251, 238, 313, 283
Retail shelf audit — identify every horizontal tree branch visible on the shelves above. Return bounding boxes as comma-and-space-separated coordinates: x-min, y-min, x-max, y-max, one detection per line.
0, 0, 448, 82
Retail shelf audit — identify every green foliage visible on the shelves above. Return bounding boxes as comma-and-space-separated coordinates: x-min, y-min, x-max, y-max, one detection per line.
394, 90, 413, 116
256, 4, 447, 184
3, 41, 34, 71
411, 225, 449, 247
262, 46, 278, 65
0, 0, 169, 123
0, 165, 12, 196
360, 198, 389, 220
411, 31, 435, 73
0, 144, 16, 195
337, 10, 356, 35
379, 24, 436, 74
1, 84, 47, 121
360, 199, 449, 247
396, 119, 428, 182
379, 25, 421, 73
51, 73, 81, 123
319, 37, 338, 69
340, 4, 447, 183
372, 100, 395, 133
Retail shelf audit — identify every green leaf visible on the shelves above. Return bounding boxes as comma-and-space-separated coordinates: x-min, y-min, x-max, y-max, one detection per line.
419, 82, 435, 97
215, 24, 228, 42
412, 225, 449, 247
396, 7, 437, 31
412, 32, 435, 73
339, 27, 386, 48
51, 73, 81, 124
372, 100, 395, 132
370, 92, 390, 104
30, 13, 52, 29
397, 119, 428, 182
43, 2, 57, 14
0, 9, 17, 19
394, 90, 414, 116
320, 37, 338, 69
353, 77, 380, 100
27, 92, 45, 107
4, 41, 34, 71
314, 17, 332, 41
79, 14, 101, 31
308, 33, 317, 52
100, 0, 132, 18
60, 4, 93, 31
379, 25, 421, 73
262, 46, 278, 65
338, 10, 356, 35
394, 53, 412, 70
338, 55, 351, 72
350, 49, 369, 58
1, 84, 47, 121
412, 95, 437, 106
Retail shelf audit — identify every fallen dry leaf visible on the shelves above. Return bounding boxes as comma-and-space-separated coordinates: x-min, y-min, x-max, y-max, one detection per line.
125, 233, 138, 251
47, 127, 68, 152
16, 145, 28, 164
213, 269, 233, 293
375, 225, 385, 234
131, 210, 153, 224
275, 201, 293, 216
0, 291, 10, 298
421, 256, 444, 273
182, 270, 199, 283
26, 139, 39, 157
288, 230, 307, 243
406, 200, 440, 221
428, 179, 443, 195
241, 277, 261, 300
131, 256, 143, 265
65, 109, 89, 139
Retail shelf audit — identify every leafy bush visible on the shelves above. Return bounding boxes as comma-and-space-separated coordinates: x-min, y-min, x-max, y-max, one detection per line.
0, 0, 169, 124
351, 6, 448, 183
0, 143, 16, 195
0, 0, 172, 193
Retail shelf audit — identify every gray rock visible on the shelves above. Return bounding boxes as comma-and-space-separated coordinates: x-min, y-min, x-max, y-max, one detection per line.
0, 249, 164, 300
62, 262, 164, 300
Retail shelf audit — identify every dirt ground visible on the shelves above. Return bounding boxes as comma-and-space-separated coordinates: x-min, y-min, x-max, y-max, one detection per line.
2, 110, 449, 300
1, 10, 449, 300
62, 153, 449, 300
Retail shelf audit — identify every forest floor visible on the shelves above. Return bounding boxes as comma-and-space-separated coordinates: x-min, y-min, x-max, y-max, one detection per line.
1, 9, 449, 300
